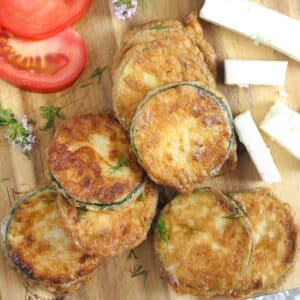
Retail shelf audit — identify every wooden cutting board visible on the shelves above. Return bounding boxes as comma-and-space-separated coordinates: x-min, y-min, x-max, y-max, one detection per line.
0, 0, 299, 299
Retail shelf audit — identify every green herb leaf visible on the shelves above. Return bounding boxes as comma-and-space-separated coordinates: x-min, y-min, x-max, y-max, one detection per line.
89, 66, 107, 84
127, 249, 138, 260
149, 24, 170, 30
79, 208, 88, 218
0, 105, 14, 127
0, 178, 10, 183
79, 82, 93, 88
43, 199, 55, 205
60, 65, 107, 97
130, 265, 149, 283
39, 106, 65, 133
222, 213, 246, 221
115, 0, 132, 7
107, 158, 128, 175
185, 226, 204, 233
2, 110, 36, 155
137, 193, 145, 202
155, 216, 168, 243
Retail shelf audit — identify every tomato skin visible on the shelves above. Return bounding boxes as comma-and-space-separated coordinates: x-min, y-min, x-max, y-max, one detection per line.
0, 28, 88, 93
0, 0, 92, 40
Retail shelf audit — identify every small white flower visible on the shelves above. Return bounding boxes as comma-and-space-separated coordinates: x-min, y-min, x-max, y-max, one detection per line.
4, 115, 36, 154
112, 0, 137, 20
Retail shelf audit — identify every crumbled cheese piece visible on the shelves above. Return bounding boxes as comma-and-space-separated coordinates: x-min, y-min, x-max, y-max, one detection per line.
260, 102, 300, 161
224, 60, 288, 87
234, 111, 281, 184
200, 0, 300, 62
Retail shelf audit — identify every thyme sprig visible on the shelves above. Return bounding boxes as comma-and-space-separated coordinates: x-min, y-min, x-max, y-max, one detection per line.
149, 24, 170, 30
107, 158, 128, 175
0, 178, 10, 183
60, 65, 107, 97
0, 103, 36, 156
127, 249, 138, 260
137, 193, 145, 202
0, 106, 13, 126
39, 106, 65, 133
112, 0, 137, 20
43, 199, 55, 205
79, 208, 88, 218
88, 66, 108, 84
155, 215, 168, 243
130, 265, 149, 283
79, 66, 107, 88
222, 214, 246, 221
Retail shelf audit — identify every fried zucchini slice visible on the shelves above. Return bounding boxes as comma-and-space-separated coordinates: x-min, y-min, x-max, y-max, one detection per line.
112, 20, 184, 81
113, 35, 215, 130
57, 181, 158, 257
183, 11, 217, 78
227, 189, 298, 298
112, 16, 217, 83
1, 187, 102, 295
48, 114, 145, 210
153, 188, 253, 297
130, 82, 234, 194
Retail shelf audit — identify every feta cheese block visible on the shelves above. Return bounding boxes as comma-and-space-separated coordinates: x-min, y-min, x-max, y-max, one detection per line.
200, 0, 300, 62
224, 60, 288, 87
234, 111, 281, 184
260, 102, 300, 161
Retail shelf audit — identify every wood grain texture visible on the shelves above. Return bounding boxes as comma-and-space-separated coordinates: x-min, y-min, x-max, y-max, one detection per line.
0, 0, 299, 299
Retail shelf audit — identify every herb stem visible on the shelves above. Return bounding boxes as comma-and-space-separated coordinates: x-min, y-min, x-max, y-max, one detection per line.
130, 265, 149, 283
107, 158, 128, 175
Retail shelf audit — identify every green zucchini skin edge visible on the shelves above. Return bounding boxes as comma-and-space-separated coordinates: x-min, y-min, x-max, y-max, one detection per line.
1, 186, 91, 291
154, 187, 254, 295
51, 173, 147, 210
130, 82, 235, 173
113, 44, 215, 130
226, 191, 296, 294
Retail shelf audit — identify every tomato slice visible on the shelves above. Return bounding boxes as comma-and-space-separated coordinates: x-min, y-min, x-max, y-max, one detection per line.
0, 28, 87, 92
0, 0, 92, 40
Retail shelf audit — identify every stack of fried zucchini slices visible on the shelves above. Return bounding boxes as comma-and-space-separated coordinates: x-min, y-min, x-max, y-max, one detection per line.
48, 114, 158, 258
154, 188, 297, 298
112, 12, 237, 192
2, 13, 298, 300
2, 114, 158, 296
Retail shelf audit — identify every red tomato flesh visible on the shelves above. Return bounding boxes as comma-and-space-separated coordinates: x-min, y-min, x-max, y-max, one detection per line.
0, 28, 87, 92
0, 0, 92, 40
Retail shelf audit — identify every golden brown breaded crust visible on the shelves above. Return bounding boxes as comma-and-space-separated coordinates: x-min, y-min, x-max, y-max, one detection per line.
2, 188, 102, 294
111, 20, 184, 82
112, 16, 217, 83
24, 273, 93, 296
220, 135, 238, 174
57, 182, 158, 257
131, 82, 234, 194
113, 36, 215, 129
227, 189, 298, 298
48, 114, 144, 207
183, 11, 217, 78
153, 188, 253, 297
154, 251, 218, 298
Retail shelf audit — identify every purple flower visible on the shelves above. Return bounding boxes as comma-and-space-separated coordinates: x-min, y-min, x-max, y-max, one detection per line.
112, 0, 138, 20
0, 104, 36, 156
4, 115, 36, 155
